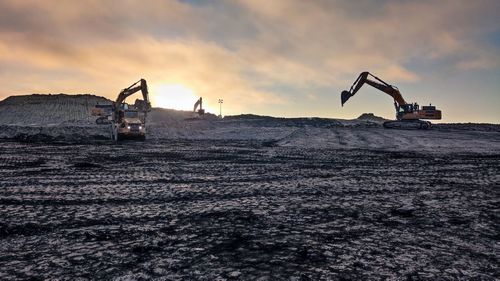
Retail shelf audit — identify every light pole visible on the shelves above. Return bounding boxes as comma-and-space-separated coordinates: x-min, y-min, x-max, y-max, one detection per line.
218, 99, 223, 118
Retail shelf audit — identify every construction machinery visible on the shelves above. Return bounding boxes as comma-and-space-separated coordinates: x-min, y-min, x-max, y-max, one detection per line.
193, 97, 205, 115
92, 104, 113, 124
341, 72, 442, 129
92, 79, 151, 140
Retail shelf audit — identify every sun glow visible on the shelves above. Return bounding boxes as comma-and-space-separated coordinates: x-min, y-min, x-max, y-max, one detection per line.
152, 84, 199, 110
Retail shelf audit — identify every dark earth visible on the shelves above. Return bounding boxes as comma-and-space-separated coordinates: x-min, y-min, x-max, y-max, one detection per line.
0, 140, 498, 280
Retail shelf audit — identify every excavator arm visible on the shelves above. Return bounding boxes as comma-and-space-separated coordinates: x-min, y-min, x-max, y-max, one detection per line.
115, 79, 150, 111
193, 97, 202, 112
341, 72, 407, 108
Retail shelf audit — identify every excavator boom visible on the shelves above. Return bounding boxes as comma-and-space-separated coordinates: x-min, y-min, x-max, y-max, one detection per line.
341, 72, 406, 107
193, 97, 202, 112
115, 79, 150, 111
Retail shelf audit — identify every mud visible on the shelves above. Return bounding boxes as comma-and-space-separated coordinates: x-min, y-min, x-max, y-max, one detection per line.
0, 140, 498, 280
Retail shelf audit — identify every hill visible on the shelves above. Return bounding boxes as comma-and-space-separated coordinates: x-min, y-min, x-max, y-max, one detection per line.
0, 94, 110, 125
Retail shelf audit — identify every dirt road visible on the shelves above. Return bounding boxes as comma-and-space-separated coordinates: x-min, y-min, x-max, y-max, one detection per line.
0, 140, 498, 280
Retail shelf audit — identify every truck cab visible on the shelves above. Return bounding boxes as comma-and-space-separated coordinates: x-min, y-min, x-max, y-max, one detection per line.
116, 109, 146, 140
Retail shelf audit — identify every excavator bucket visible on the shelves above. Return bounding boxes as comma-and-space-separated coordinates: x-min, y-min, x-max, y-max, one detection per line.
341, 90, 353, 106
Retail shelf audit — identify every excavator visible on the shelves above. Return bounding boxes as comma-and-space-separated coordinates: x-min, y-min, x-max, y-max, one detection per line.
193, 97, 205, 115
184, 97, 206, 121
92, 79, 151, 140
341, 72, 442, 129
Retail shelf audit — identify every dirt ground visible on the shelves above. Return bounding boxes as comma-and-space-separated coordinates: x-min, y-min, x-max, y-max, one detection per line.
0, 140, 498, 280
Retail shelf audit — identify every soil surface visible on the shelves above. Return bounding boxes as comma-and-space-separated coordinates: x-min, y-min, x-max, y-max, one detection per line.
0, 140, 498, 280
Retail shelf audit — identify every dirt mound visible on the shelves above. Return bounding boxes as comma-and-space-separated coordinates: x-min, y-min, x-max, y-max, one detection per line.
0, 94, 106, 106
356, 113, 388, 122
224, 114, 276, 120
0, 94, 110, 125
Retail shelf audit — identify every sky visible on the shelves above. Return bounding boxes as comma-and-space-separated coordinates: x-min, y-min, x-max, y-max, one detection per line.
0, 0, 499, 122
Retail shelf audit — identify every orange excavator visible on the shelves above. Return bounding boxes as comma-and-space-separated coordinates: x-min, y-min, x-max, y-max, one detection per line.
341, 72, 442, 129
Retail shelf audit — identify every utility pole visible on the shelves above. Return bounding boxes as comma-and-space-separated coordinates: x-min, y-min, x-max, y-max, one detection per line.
218, 99, 223, 118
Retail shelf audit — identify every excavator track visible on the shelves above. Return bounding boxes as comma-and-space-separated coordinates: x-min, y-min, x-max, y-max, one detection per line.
383, 120, 431, 130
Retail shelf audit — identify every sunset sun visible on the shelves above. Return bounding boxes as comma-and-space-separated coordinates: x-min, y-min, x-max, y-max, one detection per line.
152, 84, 199, 110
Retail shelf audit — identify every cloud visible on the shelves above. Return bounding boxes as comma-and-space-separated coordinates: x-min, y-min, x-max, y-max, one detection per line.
0, 0, 498, 120
236, 0, 499, 75
0, 32, 286, 113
